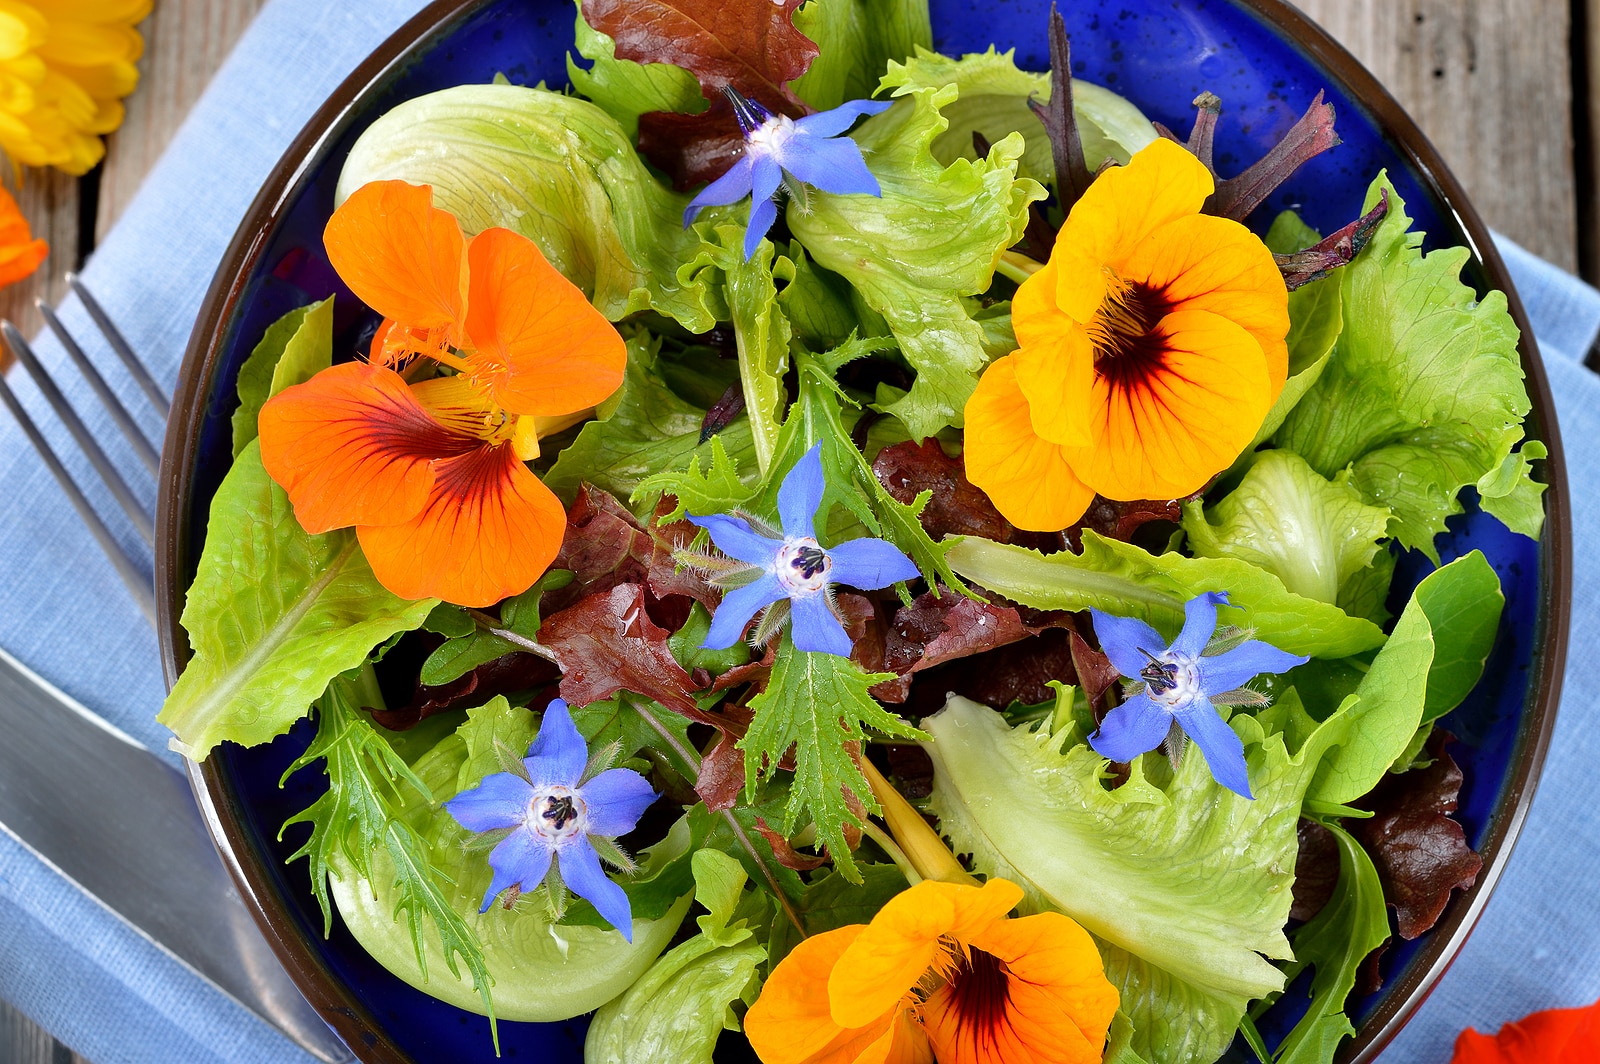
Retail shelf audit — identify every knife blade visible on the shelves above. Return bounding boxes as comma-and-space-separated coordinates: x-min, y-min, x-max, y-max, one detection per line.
0, 645, 353, 1063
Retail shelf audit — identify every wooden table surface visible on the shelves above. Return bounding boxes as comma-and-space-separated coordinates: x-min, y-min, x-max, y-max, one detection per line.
0, 0, 1587, 1061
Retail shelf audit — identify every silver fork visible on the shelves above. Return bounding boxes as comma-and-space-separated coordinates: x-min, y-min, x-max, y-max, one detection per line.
0, 285, 353, 1063
0, 274, 163, 627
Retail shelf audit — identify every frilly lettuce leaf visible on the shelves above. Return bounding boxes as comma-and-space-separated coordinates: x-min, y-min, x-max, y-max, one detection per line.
328, 695, 692, 1022
922, 692, 1360, 1064
567, 1, 706, 139
336, 83, 724, 332
158, 439, 436, 759
791, 0, 931, 111
1272, 175, 1538, 559
879, 45, 1156, 186
545, 329, 757, 511
945, 531, 1385, 659
584, 850, 767, 1063
1182, 450, 1392, 605
786, 84, 1045, 439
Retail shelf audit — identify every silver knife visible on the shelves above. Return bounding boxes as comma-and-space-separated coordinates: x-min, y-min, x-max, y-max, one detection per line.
0, 645, 353, 1063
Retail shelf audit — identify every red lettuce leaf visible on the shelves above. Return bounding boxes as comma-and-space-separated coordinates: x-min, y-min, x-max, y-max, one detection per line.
539, 583, 705, 718
548, 486, 716, 624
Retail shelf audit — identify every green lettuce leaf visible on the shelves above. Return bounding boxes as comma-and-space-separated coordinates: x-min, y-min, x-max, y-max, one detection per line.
1272, 175, 1537, 558
879, 46, 1156, 187
327, 694, 692, 1021
567, 1, 706, 139
791, 0, 931, 111
158, 440, 436, 759
923, 693, 1360, 1064
231, 298, 333, 456
1414, 549, 1503, 722
787, 84, 1044, 439
1478, 439, 1549, 539
945, 531, 1385, 659
336, 83, 725, 332
1183, 450, 1392, 605
584, 850, 767, 1064
1271, 823, 1389, 1064
545, 329, 757, 510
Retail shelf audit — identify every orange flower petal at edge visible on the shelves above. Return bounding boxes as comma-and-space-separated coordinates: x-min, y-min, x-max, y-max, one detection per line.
0, 184, 46, 286
1451, 999, 1600, 1064
828, 880, 1023, 1031
962, 356, 1096, 532
1123, 212, 1290, 392
463, 226, 626, 416
325, 180, 465, 337
1072, 308, 1271, 501
357, 442, 566, 608
921, 912, 1119, 1064
1051, 137, 1213, 280
257, 361, 454, 534
1011, 327, 1097, 448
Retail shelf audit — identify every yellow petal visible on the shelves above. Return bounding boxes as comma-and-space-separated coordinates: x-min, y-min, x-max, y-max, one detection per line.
1051, 138, 1213, 276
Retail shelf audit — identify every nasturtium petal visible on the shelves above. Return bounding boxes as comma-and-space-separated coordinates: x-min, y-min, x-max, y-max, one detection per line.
324, 179, 464, 337
231, 298, 333, 457
1054, 138, 1212, 273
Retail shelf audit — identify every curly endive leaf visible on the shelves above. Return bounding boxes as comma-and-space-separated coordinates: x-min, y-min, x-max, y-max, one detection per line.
159, 440, 436, 759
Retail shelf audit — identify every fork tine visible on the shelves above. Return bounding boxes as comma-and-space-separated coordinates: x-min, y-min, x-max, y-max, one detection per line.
67, 274, 169, 420
2, 321, 155, 546
0, 369, 157, 627
37, 301, 161, 476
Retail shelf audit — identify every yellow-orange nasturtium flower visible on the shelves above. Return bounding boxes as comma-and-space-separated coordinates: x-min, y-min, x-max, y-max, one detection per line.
964, 137, 1290, 531
258, 180, 625, 607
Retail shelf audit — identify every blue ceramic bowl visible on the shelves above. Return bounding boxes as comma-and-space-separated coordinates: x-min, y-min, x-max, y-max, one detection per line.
158, 1, 1569, 1061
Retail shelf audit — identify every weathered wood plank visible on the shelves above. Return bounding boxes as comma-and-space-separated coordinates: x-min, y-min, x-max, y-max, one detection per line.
0, 169, 79, 345
1293, 0, 1577, 271
0, 998, 88, 1064
96, 0, 272, 240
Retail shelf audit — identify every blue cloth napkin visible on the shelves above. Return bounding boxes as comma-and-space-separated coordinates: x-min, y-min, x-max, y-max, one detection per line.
0, 0, 1598, 1060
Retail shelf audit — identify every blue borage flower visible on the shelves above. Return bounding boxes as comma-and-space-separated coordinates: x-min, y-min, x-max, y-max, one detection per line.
685, 444, 919, 657
444, 699, 657, 940
1089, 592, 1308, 798
683, 88, 891, 260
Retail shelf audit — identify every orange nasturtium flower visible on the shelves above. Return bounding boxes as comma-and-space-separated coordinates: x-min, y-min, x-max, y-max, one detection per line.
964, 137, 1289, 531
744, 877, 1119, 1064
0, 183, 45, 286
258, 180, 625, 607
1452, 998, 1600, 1064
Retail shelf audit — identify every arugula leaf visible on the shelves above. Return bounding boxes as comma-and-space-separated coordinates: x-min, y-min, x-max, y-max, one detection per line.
1273, 175, 1537, 558
1271, 823, 1389, 1064
742, 631, 924, 882
787, 84, 1044, 439
584, 850, 768, 1064
280, 676, 498, 1032
1183, 450, 1392, 605
567, 0, 706, 139
159, 440, 436, 759
231, 298, 333, 456
790, 0, 930, 111
337, 83, 726, 332
924, 694, 1362, 1064
324, 693, 693, 1022
545, 329, 757, 511
945, 531, 1386, 659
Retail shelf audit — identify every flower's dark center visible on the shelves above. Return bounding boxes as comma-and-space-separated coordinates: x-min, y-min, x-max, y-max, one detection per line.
723, 86, 775, 137
1139, 647, 1179, 695
776, 537, 832, 594
529, 785, 585, 840
946, 947, 1012, 1040
542, 795, 577, 831
1089, 277, 1174, 390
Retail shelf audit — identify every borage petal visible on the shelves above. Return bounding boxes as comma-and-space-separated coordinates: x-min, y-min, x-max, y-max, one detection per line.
1167, 590, 1227, 660
778, 444, 826, 540
559, 837, 634, 941
1171, 696, 1252, 798
684, 155, 756, 225
688, 511, 783, 567
1088, 692, 1171, 764
258, 361, 462, 534
481, 828, 552, 912
780, 133, 880, 198
827, 537, 919, 591
445, 771, 534, 833
703, 573, 787, 649
579, 767, 658, 837
793, 99, 891, 139
524, 699, 587, 788
1195, 640, 1309, 694
355, 437, 566, 607
1087, 608, 1169, 679
790, 592, 853, 658
463, 226, 626, 416
325, 180, 464, 337
962, 355, 1096, 532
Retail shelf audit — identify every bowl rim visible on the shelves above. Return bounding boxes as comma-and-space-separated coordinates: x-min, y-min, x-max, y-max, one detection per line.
156, 1, 1572, 1061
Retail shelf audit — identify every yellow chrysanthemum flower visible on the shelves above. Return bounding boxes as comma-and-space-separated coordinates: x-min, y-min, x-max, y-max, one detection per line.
0, 0, 150, 175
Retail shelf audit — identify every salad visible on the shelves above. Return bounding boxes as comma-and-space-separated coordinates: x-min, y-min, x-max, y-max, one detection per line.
158, 1, 1543, 1062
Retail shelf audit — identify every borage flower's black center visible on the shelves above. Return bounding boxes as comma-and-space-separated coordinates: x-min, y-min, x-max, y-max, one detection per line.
723, 86, 775, 137
1091, 279, 1175, 391
792, 545, 828, 580
775, 536, 832, 595
1138, 647, 1179, 695
542, 794, 577, 831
